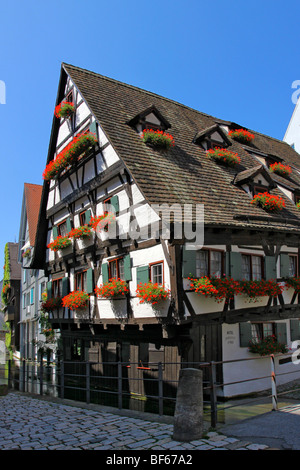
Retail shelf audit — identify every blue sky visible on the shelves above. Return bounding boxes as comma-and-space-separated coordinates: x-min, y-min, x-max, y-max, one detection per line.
0, 0, 300, 273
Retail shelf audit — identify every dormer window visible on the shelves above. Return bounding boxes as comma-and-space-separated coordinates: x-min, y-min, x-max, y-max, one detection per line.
127, 105, 171, 135
194, 125, 231, 150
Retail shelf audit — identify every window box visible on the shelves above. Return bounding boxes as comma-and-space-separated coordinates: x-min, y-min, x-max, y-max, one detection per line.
62, 290, 89, 310
47, 235, 72, 252
54, 101, 75, 119
189, 276, 242, 302
141, 129, 175, 149
239, 279, 283, 302
42, 132, 97, 181
41, 296, 63, 312
207, 147, 240, 167
228, 128, 254, 144
95, 278, 129, 299
136, 282, 170, 305
284, 277, 300, 293
68, 225, 92, 240
251, 192, 285, 212
269, 162, 292, 178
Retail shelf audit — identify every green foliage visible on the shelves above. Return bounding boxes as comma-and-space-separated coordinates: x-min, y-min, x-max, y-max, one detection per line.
2, 243, 11, 305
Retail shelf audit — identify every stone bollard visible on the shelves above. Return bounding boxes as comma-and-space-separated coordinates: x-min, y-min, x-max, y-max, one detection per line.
173, 368, 203, 442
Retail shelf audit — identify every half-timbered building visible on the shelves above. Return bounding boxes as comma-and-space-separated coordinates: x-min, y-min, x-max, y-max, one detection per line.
32, 63, 300, 397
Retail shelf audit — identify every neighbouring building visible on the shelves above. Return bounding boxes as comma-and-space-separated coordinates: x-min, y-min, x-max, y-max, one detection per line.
18, 183, 58, 360
2, 243, 21, 355
31, 63, 300, 398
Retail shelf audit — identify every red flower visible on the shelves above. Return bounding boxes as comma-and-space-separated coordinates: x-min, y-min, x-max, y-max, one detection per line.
251, 192, 285, 212
54, 101, 75, 119
228, 128, 255, 143
62, 291, 89, 310
95, 278, 129, 299
43, 132, 97, 181
136, 282, 170, 305
141, 129, 175, 148
207, 147, 240, 166
269, 162, 292, 178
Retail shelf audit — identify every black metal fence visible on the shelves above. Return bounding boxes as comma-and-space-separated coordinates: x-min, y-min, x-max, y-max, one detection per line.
1, 354, 300, 427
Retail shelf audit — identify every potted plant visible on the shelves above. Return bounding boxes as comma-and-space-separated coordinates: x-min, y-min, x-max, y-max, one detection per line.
284, 277, 300, 293
42, 131, 97, 181
228, 128, 255, 144
68, 225, 92, 240
89, 212, 116, 231
136, 282, 170, 305
2, 283, 10, 304
141, 129, 175, 149
41, 296, 63, 312
54, 101, 75, 119
95, 278, 129, 299
189, 276, 242, 302
248, 335, 288, 356
62, 290, 89, 310
251, 192, 285, 212
22, 248, 31, 259
239, 279, 283, 302
207, 148, 241, 167
47, 235, 72, 252
269, 162, 292, 178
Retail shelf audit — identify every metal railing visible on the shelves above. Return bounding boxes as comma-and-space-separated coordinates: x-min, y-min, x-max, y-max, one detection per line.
1, 353, 300, 427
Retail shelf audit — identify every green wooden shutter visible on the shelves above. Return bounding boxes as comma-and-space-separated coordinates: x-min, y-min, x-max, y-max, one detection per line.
228, 252, 242, 280
66, 217, 72, 233
110, 195, 119, 214
86, 268, 94, 294
275, 323, 287, 344
290, 319, 300, 341
239, 322, 252, 347
85, 209, 92, 225
62, 277, 69, 297
46, 281, 52, 299
52, 226, 58, 239
280, 254, 290, 278
123, 254, 132, 281
265, 256, 277, 280
182, 245, 196, 278
102, 263, 109, 283
136, 266, 150, 284
89, 120, 98, 138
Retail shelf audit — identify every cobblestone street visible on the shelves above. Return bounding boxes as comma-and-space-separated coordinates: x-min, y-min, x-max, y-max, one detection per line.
0, 392, 270, 451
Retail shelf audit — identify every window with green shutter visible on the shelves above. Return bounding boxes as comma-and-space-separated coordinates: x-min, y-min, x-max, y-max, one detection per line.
102, 263, 109, 283
239, 322, 252, 347
290, 319, 300, 341
137, 266, 150, 284
182, 245, 196, 278
265, 256, 277, 280
89, 120, 98, 139
123, 254, 132, 281
86, 268, 94, 294
62, 277, 69, 297
52, 226, 58, 239
46, 281, 52, 299
280, 253, 290, 278
227, 252, 242, 280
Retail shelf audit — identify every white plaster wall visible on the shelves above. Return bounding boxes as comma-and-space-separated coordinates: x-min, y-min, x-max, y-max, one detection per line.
102, 144, 120, 166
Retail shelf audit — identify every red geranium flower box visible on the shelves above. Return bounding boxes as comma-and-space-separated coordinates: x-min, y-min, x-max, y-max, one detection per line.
228, 128, 255, 144
207, 148, 241, 167
269, 162, 292, 178
251, 192, 285, 212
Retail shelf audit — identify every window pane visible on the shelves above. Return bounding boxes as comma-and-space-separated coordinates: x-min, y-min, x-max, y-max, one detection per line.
289, 256, 297, 277
263, 323, 273, 338
252, 256, 262, 281
59, 222, 68, 237
118, 258, 125, 280
210, 251, 222, 278
242, 255, 251, 281
110, 260, 117, 279
196, 251, 208, 277
251, 324, 261, 343
151, 263, 163, 284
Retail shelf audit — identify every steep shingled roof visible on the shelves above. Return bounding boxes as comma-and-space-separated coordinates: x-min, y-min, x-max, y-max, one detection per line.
61, 63, 300, 234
